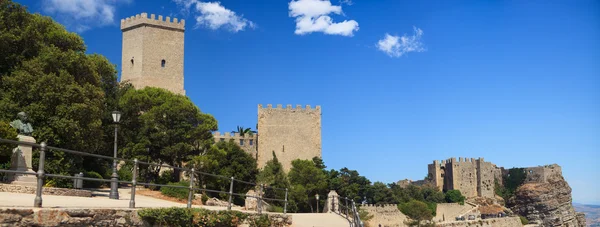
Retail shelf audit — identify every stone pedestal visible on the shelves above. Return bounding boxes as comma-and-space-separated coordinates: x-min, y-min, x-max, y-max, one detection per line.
7, 135, 37, 187
324, 190, 340, 213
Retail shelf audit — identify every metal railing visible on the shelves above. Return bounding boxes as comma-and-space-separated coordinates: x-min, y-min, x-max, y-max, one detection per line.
0, 138, 288, 213
330, 195, 364, 227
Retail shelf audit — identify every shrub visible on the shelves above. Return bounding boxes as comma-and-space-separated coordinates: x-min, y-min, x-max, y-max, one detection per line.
267, 205, 284, 213
399, 200, 434, 223
445, 190, 465, 205
83, 171, 104, 188
138, 208, 262, 227
117, 162, 133, 182
158, 169, 175, 184
160, 181, 190, 200
138, 207, 193, 226
201, 194, 209, 204
519, 215, 529, 225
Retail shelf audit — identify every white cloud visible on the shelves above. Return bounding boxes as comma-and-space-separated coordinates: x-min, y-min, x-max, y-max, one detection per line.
288, 0, 359, 37
377, 27, 426, 58
42, 0, 129, 32
172, 0, 254, 32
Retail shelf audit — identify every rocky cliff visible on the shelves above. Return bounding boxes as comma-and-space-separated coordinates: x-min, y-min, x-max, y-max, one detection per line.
508, 165, 586, 226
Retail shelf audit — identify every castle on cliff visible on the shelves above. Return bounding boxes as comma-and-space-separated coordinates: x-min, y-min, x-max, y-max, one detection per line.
119, 13, 322, 172
400, 157, 568, 200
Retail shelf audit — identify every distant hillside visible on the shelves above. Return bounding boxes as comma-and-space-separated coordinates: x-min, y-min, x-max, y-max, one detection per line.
574, 203, 600, 227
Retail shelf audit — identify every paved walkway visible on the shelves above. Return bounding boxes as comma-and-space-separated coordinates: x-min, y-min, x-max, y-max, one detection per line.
1, 189, 350, 227
0, 188, 232, 211
289, 213, 350, 227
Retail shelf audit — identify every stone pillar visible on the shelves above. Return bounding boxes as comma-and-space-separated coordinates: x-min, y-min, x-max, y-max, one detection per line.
7, 135, 37, 186
324, 190, 340, 213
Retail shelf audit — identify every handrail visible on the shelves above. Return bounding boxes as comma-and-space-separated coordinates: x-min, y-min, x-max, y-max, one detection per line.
0, 138, 288, 213
330, 195, 364, 227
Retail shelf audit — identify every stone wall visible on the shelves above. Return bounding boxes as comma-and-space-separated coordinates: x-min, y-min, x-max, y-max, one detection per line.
0, 183, 92, 197
0, 208, 293, 227
257, 104, 321, 172
213, 132, 258, 159
434, 203, 475, 222
436, 216, 522, 227
120, 12, 186, 95
523, 164, 562, 184
426, 157, 502, 199
361, 204, 408, 227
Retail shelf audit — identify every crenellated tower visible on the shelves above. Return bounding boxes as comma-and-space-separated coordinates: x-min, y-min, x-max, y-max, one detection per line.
257, 104, 322, 172
120, 13, 186, 95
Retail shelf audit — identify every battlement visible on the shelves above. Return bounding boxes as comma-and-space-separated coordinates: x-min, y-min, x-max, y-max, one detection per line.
523, 164, 562, 183
213, 131, 257, 138
121, 12, 185, 31
436, 157, 488, 165
258, 104, 321, 111
362, 204, 399, 208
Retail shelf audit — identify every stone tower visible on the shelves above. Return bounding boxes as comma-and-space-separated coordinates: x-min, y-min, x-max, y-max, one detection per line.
120, 13, 186, 95
257, 104, 322, 172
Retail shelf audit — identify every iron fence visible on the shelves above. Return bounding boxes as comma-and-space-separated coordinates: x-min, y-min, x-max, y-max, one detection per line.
0, 138, 288, 214
329, 195, 364, 227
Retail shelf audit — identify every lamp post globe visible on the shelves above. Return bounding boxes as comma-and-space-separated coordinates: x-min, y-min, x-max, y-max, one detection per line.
109, 111, 122, 199
315, 194, 320, 213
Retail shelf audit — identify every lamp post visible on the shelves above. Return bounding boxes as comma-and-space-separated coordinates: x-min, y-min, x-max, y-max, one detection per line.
315, 194, 320, 213
109, 111, 122, 199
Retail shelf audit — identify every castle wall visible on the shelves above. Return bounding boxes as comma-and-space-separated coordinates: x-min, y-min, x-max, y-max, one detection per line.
361, 204, 408, 227
257, 104, 321, 172
121, 13, 186, 95
427, 160, 444, 191
422, 157, 502, 199
523, 164, 562, 184
434, 203, 476, 222
436, 217, 522, 227
477, 159, 501, 198
455, 157, 478, 198
213, 132, 258, 159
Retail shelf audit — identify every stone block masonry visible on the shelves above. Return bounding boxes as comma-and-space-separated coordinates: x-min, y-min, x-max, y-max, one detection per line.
361, 204, 408, 227
120, 12, 186, 95
436, 216, 522, 227
213, 132, 258, 159
0, 208, 293, 227
427, 157, 503, 198
257, 104, 322, 172
0, 183, 92, 197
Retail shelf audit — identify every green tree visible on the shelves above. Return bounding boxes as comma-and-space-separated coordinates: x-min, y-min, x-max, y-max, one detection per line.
118, 87, 217, 182
327, 167, 372, 203
188, 140, 258, 205
257, 151, 290, 209
0, 121, 18, 180
0, 0, 119, 186
399, 200, 434, 226
496, 168, 528, 201
370, 182, 395, 204
444, 190, 465, 205
288, 158, 328, 213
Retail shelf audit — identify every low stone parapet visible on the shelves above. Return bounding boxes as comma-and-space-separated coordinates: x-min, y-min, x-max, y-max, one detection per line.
0, 208, 293, 227
436, 216, 522, 227
0, 208, 143, 226
0, 183, 92, 197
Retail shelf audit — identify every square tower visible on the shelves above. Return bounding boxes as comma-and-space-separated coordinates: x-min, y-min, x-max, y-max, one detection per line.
257, 104, 322, 172
120, 13, 186, 95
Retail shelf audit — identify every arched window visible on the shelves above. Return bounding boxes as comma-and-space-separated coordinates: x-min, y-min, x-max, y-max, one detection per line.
161, 59, 166, 68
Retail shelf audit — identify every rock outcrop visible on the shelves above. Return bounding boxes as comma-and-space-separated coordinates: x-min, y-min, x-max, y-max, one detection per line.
508, 165, 586, 226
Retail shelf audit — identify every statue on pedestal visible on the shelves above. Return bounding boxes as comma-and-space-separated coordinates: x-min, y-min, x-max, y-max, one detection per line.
6, 112, 37, 186
10, 112, 34, 136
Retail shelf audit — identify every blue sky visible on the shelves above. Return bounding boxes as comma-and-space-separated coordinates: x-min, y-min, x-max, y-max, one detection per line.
16, 0, 599, 204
